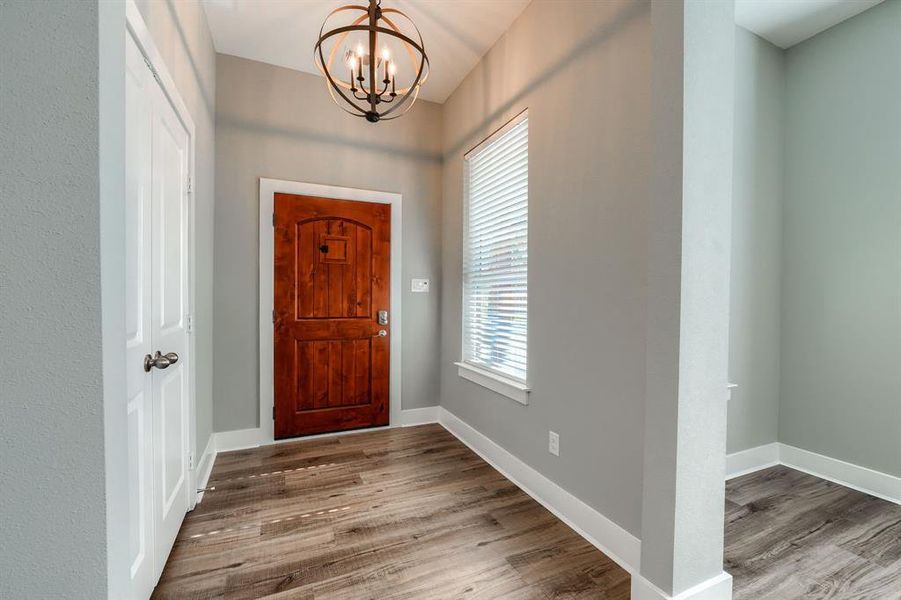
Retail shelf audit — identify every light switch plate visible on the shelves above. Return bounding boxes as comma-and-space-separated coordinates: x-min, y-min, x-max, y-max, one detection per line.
411, 278, 430, 293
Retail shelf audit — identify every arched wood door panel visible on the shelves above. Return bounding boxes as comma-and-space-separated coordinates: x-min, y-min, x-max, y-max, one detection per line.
273, 194, 390, 438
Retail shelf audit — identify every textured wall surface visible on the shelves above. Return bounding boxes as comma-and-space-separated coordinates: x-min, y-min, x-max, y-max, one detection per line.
440, 0, 651, 537
727, 26, 784, 454
134, 0, 217, 459
0, 2, 109, 597
214, 56, 443, 431
639, 1, 735, 593
781, 0, 901, 477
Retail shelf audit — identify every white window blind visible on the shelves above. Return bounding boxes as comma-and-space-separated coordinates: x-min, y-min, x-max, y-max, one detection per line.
463, 112, 528, 383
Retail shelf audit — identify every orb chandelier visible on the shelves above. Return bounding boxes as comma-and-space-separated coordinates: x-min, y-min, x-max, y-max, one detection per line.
314, 0, 429, 122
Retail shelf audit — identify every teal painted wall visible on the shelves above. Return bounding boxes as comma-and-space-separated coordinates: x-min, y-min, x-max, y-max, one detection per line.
728, 26, 784, 454
780, 0, 901, 476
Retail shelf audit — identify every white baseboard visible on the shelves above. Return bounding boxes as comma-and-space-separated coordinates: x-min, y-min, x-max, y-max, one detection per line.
725, 442, 779, 480
213, 427, 263, 453
726, 442, 900, 505
633, 572, 732, 600
394, 405, 440, 426
211, 408, 441, 454
436, 407, 641, 575
194, 434, 217, 503
779, 443, 901, 505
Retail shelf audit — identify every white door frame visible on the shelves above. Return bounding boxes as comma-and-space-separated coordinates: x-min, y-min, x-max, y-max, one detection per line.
125, 1, 198, 507
259, 178, 403, 444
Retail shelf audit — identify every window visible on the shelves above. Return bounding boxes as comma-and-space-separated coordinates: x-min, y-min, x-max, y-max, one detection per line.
458, 111, 529, 403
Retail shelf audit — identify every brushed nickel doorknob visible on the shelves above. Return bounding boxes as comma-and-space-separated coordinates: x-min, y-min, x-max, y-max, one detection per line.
144, 351, 179, 372
375, 330, 387, 337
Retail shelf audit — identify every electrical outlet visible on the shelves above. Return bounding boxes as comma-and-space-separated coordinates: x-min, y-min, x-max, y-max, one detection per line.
548, 431, 559, 456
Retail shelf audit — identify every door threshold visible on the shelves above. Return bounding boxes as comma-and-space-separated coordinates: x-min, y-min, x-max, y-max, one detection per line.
272, 424, 394, 445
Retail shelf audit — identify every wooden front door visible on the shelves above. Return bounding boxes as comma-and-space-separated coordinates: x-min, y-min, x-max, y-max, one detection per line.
273, 193, 390, 438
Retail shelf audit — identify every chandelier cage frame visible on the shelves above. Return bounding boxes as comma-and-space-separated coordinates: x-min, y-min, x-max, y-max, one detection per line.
314, 1, 430, 122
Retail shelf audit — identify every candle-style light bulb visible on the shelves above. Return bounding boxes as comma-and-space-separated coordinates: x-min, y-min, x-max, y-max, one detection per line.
381, 47, 391, 83
347, 57, 356, 91
389, 62, 397, 95
354, 42, 364, 83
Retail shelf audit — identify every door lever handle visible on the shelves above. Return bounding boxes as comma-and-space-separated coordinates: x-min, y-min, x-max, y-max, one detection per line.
374, 330, 387, 337
144, 351, 179, 372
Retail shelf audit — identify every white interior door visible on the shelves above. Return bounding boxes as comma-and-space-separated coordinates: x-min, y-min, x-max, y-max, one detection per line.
125, 31, 155, 600
125, 28, 192, 598
148, 52, 191, 579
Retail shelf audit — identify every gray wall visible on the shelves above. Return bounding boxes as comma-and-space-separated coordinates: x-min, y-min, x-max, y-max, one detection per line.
780, 0, 901, 477
0, 2, 108, 596
214, 55, 443, 431
440, 0, 651, 537
727, 26, 784, 454
134, 0, 217, 459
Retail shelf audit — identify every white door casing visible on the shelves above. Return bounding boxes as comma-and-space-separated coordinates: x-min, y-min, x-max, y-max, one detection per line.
258, 179, 403, 445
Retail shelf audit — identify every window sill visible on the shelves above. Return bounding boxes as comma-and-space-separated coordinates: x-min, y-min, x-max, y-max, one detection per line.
455, 362, 530, 405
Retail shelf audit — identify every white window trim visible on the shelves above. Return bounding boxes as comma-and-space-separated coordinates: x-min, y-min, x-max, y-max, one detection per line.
455, 361, 530, 405
459, 109, 530, 404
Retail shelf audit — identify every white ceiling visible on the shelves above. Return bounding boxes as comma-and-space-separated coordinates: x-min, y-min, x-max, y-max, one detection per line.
201, 0, 531, 103
735, 0, 885, 48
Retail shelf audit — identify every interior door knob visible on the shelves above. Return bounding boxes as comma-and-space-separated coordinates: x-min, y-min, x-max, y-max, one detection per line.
144, 351, 179, 372
375, 330, 387, 337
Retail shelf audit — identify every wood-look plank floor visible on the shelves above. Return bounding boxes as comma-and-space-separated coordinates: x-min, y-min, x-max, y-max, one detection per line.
725, 465, 901, 600
153, 424, 630, 599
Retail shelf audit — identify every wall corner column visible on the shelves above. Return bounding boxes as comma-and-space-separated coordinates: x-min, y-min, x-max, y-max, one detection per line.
636, 1, 736, 598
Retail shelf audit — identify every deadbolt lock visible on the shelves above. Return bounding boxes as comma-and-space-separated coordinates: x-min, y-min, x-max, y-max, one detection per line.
378, 310, 389, 325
